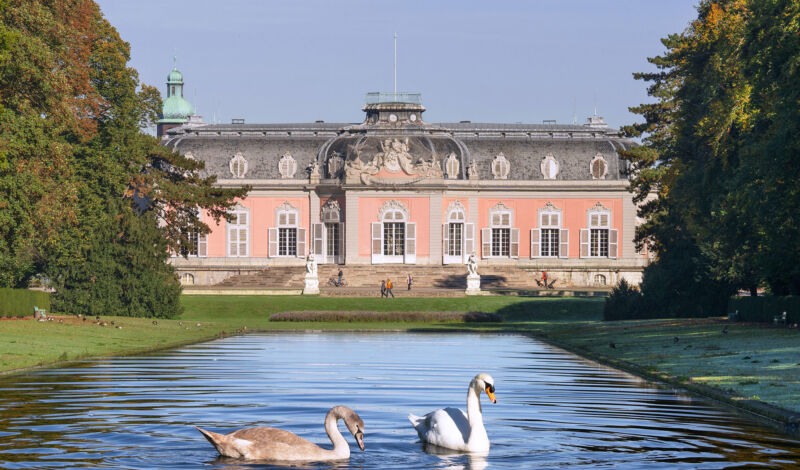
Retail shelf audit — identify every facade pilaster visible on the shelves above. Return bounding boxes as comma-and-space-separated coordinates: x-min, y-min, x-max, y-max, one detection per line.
429, 193, 443, 265
622, 191, 636, 258
345, 192, 359, 264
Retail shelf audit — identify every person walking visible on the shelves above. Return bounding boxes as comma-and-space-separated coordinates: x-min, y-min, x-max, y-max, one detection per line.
407, 273, 413, 291
542, 271, 548, 288
381, 279, 387, 298
386, 278, 395, 298
337, 268, 343, 287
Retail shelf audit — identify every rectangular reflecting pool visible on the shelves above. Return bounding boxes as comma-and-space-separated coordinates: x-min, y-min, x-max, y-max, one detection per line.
0, 333, 798, 469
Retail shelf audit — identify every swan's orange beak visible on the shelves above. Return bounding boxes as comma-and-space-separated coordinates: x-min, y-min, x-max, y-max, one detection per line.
485, 386, 497, 404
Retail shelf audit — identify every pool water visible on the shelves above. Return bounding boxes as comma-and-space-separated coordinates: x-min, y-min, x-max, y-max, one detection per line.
0, 332, 798, 469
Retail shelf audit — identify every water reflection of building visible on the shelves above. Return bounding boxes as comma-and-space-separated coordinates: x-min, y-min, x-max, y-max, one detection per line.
161, 70, 649, 288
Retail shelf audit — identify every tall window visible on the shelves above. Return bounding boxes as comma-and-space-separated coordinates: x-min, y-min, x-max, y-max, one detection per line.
277, 206, 298, 256
540, 212, 560, 257
383, 210, 405, 256
227, 209, 249, 257
269, 202, 305, 258
581, 203, 617, 258
371, 200, 415, 264
482, 203, 518, 258
447, 206, 465, 256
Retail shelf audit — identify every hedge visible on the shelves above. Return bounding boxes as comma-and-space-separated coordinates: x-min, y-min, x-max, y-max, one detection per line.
0, 288, 51, 318
728, 296, 800, 324
269, 311, 502, 322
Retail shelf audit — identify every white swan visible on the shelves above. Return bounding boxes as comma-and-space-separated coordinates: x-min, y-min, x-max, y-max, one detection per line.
409, 373, 496, 452
196, 405, 365, 461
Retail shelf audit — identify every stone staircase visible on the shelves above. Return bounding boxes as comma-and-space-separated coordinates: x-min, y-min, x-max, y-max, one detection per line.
214, 266, 306, 289
212, 264, 541, 291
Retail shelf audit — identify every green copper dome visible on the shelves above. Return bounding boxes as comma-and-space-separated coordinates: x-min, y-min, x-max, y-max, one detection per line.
158, 59, 194, 124
167, 68, 183, 84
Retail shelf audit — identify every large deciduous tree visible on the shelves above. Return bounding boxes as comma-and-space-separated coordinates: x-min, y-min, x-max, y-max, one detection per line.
623, 0, 800, 317
0, 1, 246, 316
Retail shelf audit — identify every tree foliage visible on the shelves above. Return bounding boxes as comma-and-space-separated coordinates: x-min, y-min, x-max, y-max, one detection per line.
622, 0, 800, 318
0, 1, 247, 317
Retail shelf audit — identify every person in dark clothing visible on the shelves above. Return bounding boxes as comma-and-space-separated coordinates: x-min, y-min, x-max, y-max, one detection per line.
386, 279, 395, 298
337, 269, 343, 286
381, 279, 386, 298
407, 273, 412, 291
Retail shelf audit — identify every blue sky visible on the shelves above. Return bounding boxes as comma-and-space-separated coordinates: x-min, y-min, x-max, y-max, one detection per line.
96, 1, 698, 128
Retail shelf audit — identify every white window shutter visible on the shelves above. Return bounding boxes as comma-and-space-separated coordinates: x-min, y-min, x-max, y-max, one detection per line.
312, 223, 324, 255
442, 224, 449, 260
510, 228, 519, 258
530, 228, 540, 258
559, 229, 569, 258
580, 228, 590, 258
228, 228, 237, 257
198, 234, 207, 257
268, 227, 278, 257
296, 227, 306, 257
238, 228, 248, 257
481, 228, 491, 258
371, 222, 381, 263
405, 222, 416, 264
609, 229, 618, 258
338, 222, 345, 261
464, 223, 475, 259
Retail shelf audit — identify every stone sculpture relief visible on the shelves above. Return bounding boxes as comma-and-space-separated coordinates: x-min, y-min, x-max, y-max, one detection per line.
278, 152, 297, 179
467, 160, 479, 180
229, 153, 247, 179
344, 138, 442, 184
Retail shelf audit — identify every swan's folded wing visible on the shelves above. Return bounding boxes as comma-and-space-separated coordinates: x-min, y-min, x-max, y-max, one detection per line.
229, 427, 326, 460
417, 408, 471, 450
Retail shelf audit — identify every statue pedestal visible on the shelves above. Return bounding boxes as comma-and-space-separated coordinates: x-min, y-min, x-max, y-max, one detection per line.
465, 274, 481, 296
303, 276, 319, 295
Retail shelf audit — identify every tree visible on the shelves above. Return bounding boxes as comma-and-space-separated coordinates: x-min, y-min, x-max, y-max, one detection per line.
0, 1, 247, 317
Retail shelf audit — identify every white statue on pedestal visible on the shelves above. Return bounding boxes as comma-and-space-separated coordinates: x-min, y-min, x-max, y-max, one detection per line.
303, 254, 319, 294
465, 253, 481, 295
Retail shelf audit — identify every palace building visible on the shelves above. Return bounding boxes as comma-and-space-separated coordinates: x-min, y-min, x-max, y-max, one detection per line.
159, 67, 648, 290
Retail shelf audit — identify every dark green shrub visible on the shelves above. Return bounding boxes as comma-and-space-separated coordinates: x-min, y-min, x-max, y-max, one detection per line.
603, 279, 646, 321
728, 296, 800, 324
0, 288, 51, 318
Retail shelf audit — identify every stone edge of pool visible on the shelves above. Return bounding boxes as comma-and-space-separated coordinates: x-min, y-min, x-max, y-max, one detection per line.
527, 332, 800, 439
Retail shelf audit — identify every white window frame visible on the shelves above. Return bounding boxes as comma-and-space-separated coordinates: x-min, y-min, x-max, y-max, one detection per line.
531, 202, 568, 259
482, 202, 518, 258
443, 201, 470, 264
269, 202, 305, 258
313, 200, 344, 264
229, 153, 248, 179
580, 203, 617, 258
371, 200, 415, 264
227, 207, 250, 257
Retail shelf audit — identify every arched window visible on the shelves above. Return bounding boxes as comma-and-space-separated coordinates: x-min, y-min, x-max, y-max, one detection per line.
532, 202, 568, 258
580, 202, 617, 258
445, 152, 460, 179
541, 154, 559, 180
230, 153, 247, 178
180, 273, 195, 286
594, 273, 607, 285
227, 206, 249, 257
313, 200, 343, 264
269, 202, 305, 257
482, 202, 518, 258
491, 153, 510, 180
443, 201, 473, 264
371, 200, 415, 264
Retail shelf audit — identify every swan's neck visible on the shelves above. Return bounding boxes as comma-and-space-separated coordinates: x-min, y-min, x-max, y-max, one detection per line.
466, 381, 486, 437
324, 408, 350, 458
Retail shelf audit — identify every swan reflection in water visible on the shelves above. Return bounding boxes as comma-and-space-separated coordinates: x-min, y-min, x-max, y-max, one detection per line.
422, 443, 489, 470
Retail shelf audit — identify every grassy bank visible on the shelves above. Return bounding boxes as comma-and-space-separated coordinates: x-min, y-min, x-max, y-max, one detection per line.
0, 296, 601, 373
2, 295, 798, 423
